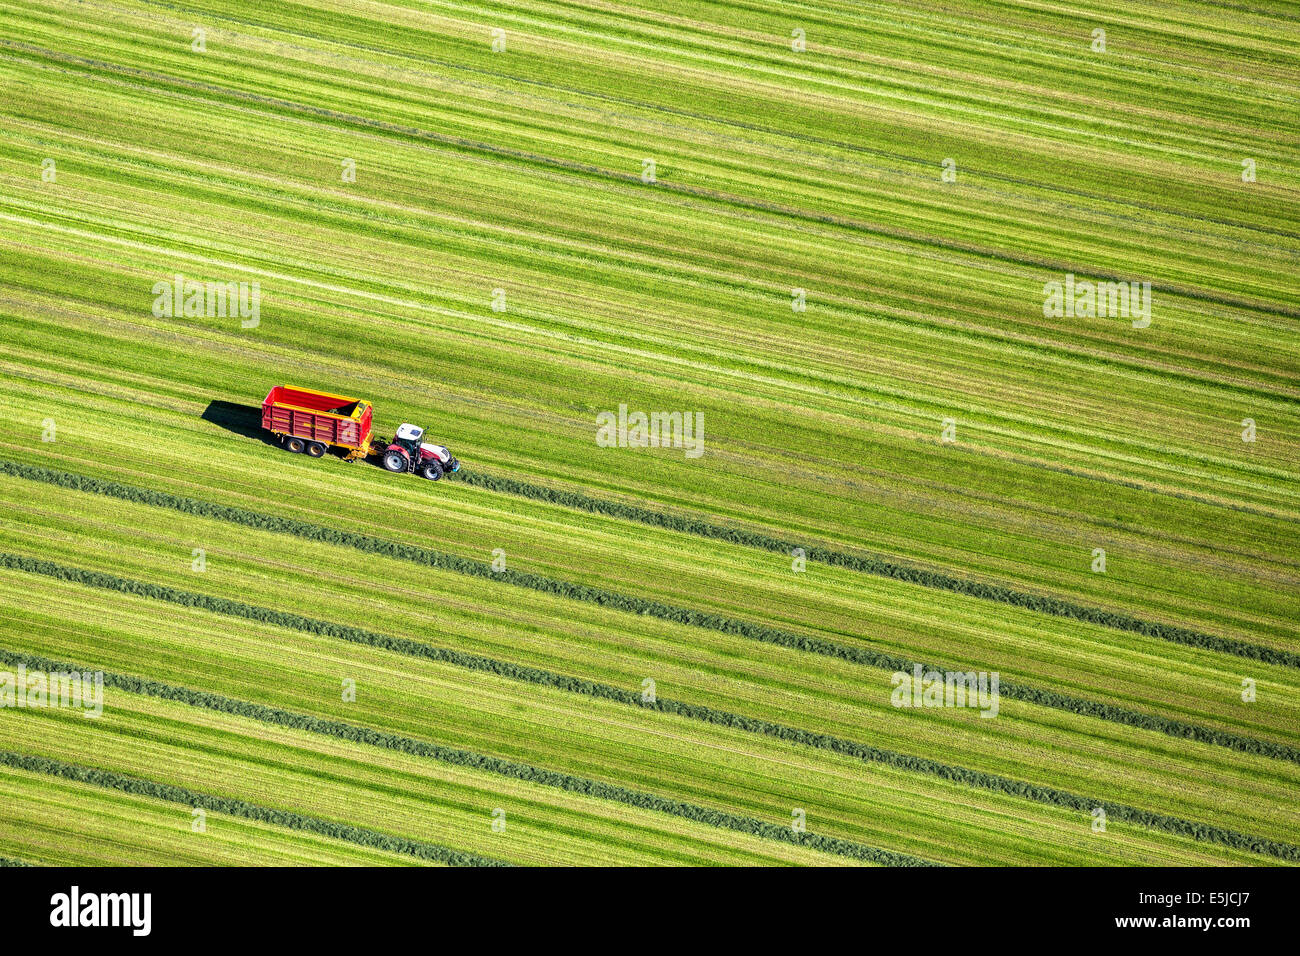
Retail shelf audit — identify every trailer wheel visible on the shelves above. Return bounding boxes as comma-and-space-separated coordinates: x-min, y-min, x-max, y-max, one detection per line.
285, 437, 306, 454
305, 441, 327, 458
421, 461, 444, 481
382, 451, 406, 472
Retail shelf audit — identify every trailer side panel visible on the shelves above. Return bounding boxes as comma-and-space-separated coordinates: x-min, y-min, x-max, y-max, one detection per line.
261, 386, 372, 453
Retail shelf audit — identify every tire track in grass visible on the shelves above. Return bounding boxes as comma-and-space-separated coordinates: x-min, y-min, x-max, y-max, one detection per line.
0, 646, 934, 867
0, 750, 506, 867
3, 458, 1297, 767
0, 557, 1294, 862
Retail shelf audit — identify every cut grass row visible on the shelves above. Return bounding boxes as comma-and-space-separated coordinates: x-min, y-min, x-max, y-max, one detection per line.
0, 689, 865, 867
0, 574, 1279, 868
7, 453, 1288, 672
0, 765, 428, 866
0, 749, 507, 867
0, 562, 1294, 862
0, 645, 930, 867
456, 465, 1299, 664
4, 476, 1298, 842
4, 464, 1295, 758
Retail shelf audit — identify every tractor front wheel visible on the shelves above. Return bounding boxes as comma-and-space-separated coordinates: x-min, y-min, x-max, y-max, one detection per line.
382, 451, 407, 472
305, 441, 327, 458
421, 461, 444, 481
285, 437, 306, 454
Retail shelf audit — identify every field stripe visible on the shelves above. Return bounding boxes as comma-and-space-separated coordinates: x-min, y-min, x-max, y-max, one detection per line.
1, 0, 1293, 868
0, 645, 934, 867
10, 562, 1292, 858
0, 554, 1293, 862
0, 750, 506, 867
454, 466, 1300, 665
0, 763, 430, 866
5, 458, 1289, 671
2, 459, 1296, 768
4, 37, 1296, 321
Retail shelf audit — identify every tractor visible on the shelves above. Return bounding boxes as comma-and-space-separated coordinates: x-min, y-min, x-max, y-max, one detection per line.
381, 423, 460, 480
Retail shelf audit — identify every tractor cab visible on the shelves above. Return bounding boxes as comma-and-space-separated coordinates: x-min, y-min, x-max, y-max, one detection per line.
392, 423, 425, 457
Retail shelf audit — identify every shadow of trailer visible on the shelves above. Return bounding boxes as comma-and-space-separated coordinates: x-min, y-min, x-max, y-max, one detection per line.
200, 400, 279, 448
202, 394, 383, 462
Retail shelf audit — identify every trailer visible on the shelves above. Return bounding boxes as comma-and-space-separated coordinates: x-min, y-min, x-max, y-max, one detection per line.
261, 385, 374, 460
260, 385, 460, 479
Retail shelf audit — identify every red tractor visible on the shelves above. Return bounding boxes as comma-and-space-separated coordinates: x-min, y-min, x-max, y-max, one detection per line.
381, 423, 460, 481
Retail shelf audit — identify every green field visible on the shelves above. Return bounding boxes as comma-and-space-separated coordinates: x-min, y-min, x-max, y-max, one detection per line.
0, 0, 1296, 866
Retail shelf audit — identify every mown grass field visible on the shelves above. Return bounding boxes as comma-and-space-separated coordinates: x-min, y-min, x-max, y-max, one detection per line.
0, 0, 1296, 866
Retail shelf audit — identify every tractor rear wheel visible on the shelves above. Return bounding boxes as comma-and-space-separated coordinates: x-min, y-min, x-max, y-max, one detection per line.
382, 451, 406, 472
421, 461, 444, 481
305, 441, 327, 458
285, 437, 306, 454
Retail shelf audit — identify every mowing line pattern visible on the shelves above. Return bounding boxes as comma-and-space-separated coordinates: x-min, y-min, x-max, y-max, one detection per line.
456, 465, 1300, 663
2, 35, 1295, 322
5, 458, 1290, 668
0, 555, 1293, 862
0, 645, 936, 867
2, 459, 1294, 768
0, 750, 507, 867
1, 0, 1296, 867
